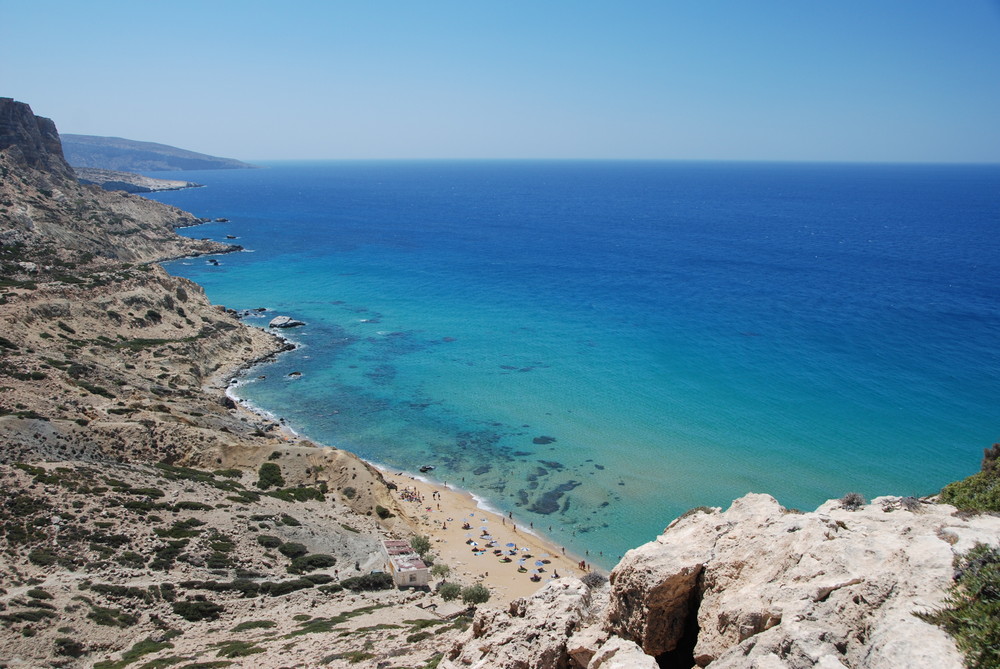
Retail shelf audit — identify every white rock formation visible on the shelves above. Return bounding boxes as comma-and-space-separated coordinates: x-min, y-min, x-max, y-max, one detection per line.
268, 315, 305, 328
442, 579, 592, 669
606, 493, 1000, 668
587, 636, 658, 669
444, 493, 1000, 669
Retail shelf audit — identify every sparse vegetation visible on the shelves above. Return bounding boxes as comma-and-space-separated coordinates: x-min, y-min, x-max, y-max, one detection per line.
938, 444, 1000, 512
839, 492, 866, 511
172, 599, 224, 622
581, 571, 609, 589
230, 620, 277, 632
340, 572, 394, 591
918, 543, 1000, 669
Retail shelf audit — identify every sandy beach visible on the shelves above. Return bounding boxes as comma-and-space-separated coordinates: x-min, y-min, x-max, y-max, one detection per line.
223, 376, 595, 603
381, 468, 597, 603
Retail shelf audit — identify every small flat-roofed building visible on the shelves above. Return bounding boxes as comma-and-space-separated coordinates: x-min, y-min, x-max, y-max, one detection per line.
382, 539, 430, 587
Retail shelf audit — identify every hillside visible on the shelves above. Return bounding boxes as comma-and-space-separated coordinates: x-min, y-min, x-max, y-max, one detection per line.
0, 98, 461, 668
61, 133, 256, 172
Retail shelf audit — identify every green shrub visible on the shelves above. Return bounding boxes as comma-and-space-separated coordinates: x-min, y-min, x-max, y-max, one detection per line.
28, 548, 59, 566
289, 554, 337, 574
278, 542, 308, 559
173, 501, 213, 511
342, 486, 357, 499
230, 620, 276, 632
460, 583, 490, 605
279, 513, 301, 526
54, 637, 85, 657
919, 543, 1000, 668
172, 599, 224, 622
259, 578, 314, 597
214, 640, 264, 658
266, 486, 324, 502
87, 605, 137, 627
438, 582, 461, 601
410, 535, 431, 556
340, 572, 394, 592
115, 551, 147, 568
256, 462, 285, 489
939, 472, 1000, 512
256, 535, 281, 549
430, 563, 450, 579
375, 505, 393, 519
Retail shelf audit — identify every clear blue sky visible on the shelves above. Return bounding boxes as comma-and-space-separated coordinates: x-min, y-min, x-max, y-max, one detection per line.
4, 1, 1000, 162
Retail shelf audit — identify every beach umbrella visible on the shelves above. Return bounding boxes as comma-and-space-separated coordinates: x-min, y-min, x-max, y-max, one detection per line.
518, 558, 526, 564
471, 541, 478, 546
535, 560, 545, 566
531, 569, 539, 575
506, 542, 516, 547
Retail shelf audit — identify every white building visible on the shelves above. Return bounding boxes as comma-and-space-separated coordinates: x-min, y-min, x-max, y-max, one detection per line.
382, 539, 430, 587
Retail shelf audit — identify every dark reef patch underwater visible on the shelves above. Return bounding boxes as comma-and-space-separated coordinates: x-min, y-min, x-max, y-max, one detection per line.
154, 160, 1000, 565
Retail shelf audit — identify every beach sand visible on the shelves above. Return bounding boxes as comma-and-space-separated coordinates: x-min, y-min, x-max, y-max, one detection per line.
221, 366, 596, 604
381, 469, 596, 603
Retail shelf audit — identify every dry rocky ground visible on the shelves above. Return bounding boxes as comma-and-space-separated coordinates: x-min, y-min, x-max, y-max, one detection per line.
0, 459, 470, 668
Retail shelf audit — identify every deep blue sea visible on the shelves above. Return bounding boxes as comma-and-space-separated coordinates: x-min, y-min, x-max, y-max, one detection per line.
151, 161, 1000, 567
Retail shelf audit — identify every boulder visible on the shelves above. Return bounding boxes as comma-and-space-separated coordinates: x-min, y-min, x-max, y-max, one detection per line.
442, 578, 592, 669
587, 636, 658, 669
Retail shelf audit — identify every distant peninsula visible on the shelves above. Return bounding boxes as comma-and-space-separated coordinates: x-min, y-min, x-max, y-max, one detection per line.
73, 166, 204, 193
61, 133, 257, 172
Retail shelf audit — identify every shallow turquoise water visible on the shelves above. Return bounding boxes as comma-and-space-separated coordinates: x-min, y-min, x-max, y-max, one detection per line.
154, 161, 1000, 566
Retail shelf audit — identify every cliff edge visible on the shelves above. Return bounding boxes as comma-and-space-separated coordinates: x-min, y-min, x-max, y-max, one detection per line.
444, 493, 1000, 668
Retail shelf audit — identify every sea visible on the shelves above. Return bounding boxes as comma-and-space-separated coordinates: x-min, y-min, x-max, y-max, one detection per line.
149, 160, 1000, 568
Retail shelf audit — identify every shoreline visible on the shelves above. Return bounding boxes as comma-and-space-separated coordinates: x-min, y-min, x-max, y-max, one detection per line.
216, 320, 600, 602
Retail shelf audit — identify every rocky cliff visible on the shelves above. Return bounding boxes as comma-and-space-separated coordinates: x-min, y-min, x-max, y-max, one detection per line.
0, 97, 74, 181
443, 493, 1000, 669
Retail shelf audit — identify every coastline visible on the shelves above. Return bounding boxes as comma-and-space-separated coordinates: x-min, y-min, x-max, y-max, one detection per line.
216, 322, 597, 602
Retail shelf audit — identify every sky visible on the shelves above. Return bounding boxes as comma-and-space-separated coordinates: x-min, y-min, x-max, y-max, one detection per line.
3, 1, 1000, 162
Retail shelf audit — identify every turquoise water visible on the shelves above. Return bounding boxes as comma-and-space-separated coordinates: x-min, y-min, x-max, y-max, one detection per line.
153, 161, 1000, 566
